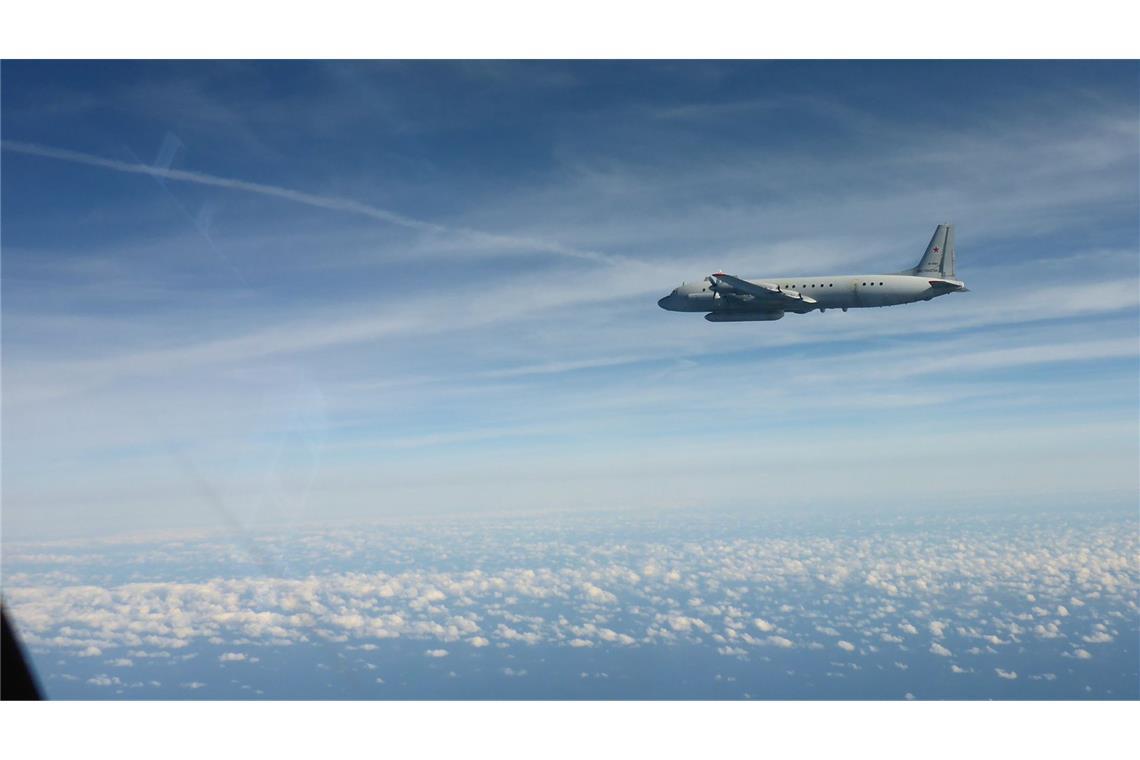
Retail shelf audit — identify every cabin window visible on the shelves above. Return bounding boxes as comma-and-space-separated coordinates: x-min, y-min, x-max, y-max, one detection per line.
879, 282, 884, 286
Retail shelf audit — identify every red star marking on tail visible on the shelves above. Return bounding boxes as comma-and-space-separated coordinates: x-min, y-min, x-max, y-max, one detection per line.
932, 246, 940, 253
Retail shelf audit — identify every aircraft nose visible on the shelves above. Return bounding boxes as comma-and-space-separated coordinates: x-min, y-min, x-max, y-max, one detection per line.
658, 293, 680, 310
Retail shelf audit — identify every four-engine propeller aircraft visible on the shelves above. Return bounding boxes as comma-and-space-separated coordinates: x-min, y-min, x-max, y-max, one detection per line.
658, 224, 968, 322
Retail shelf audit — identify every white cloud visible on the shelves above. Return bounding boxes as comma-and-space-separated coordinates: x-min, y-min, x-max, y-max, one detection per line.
995, 669, 1018, 680
218, 652, 247, 662
5, 506, 1136, 700
582, 583, 618, 604
1081, 632, 1113, 644
87, 674, 122, 687
424, 649, 449, 658
718, 646, 748, 657
666, 615, 709, 633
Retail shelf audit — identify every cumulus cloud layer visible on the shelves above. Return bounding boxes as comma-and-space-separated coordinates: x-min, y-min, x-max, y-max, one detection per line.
4, 509, 1137, 698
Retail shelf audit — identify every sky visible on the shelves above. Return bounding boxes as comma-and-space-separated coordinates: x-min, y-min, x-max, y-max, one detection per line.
2, 61, 1139, 542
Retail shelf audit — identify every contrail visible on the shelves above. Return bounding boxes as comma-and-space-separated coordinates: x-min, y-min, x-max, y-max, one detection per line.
1, 139, 621, 265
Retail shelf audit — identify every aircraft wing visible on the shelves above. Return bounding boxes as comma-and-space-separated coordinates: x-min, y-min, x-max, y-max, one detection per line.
708, 273, 817, 307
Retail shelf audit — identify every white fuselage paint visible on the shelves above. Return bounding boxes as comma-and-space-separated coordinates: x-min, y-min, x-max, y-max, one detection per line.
657, 274, 965, 315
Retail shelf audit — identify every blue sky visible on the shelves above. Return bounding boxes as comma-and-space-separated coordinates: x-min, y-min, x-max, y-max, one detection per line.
2, 61, 1138, 540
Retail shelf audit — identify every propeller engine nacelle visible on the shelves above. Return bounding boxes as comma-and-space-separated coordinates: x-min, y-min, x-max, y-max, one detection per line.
707, 274, 732, 293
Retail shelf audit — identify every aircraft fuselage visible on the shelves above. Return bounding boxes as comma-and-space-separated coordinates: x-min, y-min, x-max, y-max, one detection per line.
657, 273, 965, 317
658, 224, 968, 322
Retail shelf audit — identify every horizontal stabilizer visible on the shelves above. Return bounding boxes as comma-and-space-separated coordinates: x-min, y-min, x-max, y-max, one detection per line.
928, 279, 968, 292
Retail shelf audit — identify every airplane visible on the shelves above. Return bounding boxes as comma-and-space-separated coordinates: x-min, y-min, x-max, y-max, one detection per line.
657, 224, 967, 321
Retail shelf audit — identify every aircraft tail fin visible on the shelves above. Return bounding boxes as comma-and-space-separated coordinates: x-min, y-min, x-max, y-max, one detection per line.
942, 224, 956, 279
910, 223, 956, 278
